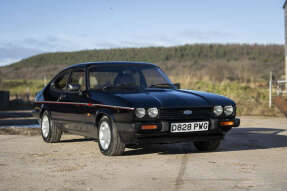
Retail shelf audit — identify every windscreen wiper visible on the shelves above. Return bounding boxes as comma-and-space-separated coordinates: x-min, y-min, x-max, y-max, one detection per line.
102, 85, 138, 91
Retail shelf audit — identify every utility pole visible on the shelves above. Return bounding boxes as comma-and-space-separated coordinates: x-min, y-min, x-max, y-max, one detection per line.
44, 75, 47, 86
284, 1, 287, 87
269, 71, 272, 108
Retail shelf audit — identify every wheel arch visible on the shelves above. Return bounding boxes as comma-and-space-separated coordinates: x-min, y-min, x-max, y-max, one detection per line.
39, 104, 50, 119
95, 108, 125, 156
95, 109, 115, 130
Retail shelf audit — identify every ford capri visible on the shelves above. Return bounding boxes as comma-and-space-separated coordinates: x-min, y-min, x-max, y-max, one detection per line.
33, 62, 240, 156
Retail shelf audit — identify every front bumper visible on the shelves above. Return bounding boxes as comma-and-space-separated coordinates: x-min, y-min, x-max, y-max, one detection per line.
117, 118, 240, 145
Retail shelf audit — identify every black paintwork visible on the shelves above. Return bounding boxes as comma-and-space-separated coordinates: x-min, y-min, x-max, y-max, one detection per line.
33, 61, 240, 145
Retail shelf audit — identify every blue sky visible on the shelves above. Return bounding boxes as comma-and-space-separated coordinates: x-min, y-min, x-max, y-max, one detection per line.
0, 0, 285, 66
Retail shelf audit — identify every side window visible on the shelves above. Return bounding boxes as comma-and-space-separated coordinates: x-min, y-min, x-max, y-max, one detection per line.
53, 72, 70, 91
88, 67, 141, 90
69, 70, 86, 91
89, 71, 117, 89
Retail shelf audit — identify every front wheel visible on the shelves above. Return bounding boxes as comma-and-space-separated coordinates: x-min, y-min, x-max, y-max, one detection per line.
193, 140, 221, 152
98, 116, 125, 156
41, 111, 62, 143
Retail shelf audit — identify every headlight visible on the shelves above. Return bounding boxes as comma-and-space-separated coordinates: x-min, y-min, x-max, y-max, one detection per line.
224, 105, 234, 116
147, 108, 158, 118
213, 106, 223, 116
135, 108, 145, 118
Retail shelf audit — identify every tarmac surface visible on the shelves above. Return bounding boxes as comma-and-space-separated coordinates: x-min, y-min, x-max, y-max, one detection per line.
0, 116, 287, 191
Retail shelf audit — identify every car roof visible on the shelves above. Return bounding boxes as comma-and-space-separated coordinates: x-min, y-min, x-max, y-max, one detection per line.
65, 61, 158, 70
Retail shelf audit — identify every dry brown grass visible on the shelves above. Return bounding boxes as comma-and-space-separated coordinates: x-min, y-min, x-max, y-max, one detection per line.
170, 75, 283, 116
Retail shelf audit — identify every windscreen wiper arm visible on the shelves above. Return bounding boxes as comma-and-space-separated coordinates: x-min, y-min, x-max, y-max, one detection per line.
103, 85, 138, 91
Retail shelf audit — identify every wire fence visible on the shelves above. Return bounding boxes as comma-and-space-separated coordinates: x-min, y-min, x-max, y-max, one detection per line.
268, 71, 287, 108
276, 80, 287, 96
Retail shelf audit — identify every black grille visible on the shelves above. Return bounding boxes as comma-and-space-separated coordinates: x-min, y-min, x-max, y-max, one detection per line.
160, 107, 212, 120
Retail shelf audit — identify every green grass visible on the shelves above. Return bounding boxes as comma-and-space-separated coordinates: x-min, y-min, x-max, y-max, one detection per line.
192, 81, 270, 116
170, 76, 282, 116
0, 78, 282, 116
0, 43, 284, 116
0, 80, 45, 96
0, 44, 284, 82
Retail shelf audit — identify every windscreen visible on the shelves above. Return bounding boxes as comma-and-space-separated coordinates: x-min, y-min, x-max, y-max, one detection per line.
88, 65, 173, 91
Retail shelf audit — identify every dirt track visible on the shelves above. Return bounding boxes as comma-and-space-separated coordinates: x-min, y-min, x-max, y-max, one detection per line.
1, 116, 287, 191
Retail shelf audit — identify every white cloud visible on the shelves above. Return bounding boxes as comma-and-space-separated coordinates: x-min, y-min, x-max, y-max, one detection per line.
0, 29, 237, 66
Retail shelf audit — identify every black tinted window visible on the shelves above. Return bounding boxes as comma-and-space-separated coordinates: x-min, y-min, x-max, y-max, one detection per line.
53, 72, 70, 90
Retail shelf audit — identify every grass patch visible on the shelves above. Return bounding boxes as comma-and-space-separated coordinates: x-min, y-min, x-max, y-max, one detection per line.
0, 77, 282, 116
170, 75, 281, 116
0, 80, 45, 96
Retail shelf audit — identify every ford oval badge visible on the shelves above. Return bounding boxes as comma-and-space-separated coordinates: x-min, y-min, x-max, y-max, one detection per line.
183, 110, 192, 115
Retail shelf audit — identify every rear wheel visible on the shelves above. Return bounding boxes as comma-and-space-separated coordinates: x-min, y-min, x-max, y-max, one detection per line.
41, 111, 62, 143
193, 140, 221, 152
98, 116, 125, 156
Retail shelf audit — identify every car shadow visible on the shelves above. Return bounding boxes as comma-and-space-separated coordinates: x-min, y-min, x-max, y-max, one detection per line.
123, 127, 287, 156
124, 143, 195, 156
58, 127, 287, 156
219, 127, 287, 151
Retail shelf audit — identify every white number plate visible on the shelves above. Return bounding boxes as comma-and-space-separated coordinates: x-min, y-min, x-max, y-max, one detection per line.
170, 121, 209, 133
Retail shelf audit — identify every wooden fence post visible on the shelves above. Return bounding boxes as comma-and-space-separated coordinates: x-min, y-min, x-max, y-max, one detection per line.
269, 71, 272, 108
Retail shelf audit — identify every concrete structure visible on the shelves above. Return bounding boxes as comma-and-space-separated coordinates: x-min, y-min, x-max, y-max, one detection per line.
283, 1, 287, 82
0, 91, 9, 110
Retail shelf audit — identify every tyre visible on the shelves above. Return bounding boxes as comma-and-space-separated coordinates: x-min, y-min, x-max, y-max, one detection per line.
98, 116, 125, 156
193, 140, 221, 152
41, 111, 62, 143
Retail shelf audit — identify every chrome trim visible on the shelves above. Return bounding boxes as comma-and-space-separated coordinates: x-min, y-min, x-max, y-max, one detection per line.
183, 110, 193, 115
35, 101, 135, 111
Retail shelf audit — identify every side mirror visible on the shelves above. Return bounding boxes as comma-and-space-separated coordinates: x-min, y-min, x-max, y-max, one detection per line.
174, 83, 181, 89
50, 82, 56, 89
68, 83, 81, 92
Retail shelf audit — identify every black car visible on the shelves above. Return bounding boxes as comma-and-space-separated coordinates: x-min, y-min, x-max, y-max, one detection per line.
33, 61, 240, 156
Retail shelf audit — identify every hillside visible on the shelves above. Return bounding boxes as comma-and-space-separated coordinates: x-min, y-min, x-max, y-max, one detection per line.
0, 44, 284, 82
0, 44, 285, 116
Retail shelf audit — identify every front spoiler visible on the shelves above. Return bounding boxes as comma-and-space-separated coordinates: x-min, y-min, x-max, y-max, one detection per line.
116, 118, 240, 145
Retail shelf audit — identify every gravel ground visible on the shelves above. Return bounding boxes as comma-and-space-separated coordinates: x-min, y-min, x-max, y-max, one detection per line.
0, 116, 287, 191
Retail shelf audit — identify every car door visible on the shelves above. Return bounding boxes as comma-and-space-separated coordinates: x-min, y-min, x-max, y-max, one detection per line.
60, 67, 95, 135
46, 69, 72, 130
